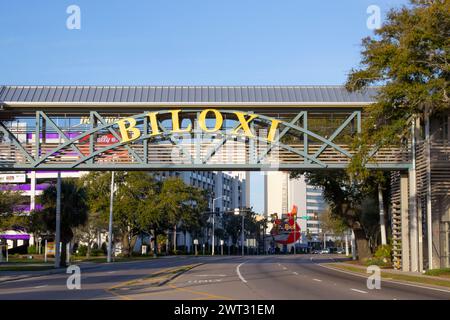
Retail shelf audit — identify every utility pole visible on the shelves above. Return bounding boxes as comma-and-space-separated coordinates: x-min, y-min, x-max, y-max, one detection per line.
293, 213, 297, 255
425, 111, 433, 269
241, 214, 245, 256
345, 231, 349, 256
211, 196, 224, 256
107, 171, 115, 263
378, 185, 387, 245
212, 213, 215, 256
54, 172, 61, 268
351, 230, 357, 260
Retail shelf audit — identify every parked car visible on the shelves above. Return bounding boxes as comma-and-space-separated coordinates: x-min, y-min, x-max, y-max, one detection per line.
312, 249, 321, 254
336, 248, 345, 254
320, 248, 330, 254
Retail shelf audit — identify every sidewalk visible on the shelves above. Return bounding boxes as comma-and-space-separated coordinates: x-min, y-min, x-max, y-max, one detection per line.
324, 261, 450, 289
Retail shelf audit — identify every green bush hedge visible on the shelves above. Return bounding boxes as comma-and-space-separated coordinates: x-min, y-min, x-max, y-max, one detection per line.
27, 245, 38, 254
365, 244, 392, 267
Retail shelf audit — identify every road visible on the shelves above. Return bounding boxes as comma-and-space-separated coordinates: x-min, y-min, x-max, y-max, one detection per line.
0, 255, 449, 300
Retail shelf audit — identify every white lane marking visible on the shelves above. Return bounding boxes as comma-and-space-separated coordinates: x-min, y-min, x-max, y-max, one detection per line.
351, 288, 368, 294
293, 272, 299, 275
282, 267, 288, 270
107, 271, 115, 274
188, 279, 222, 284
194, 274, 226, 277
33, 285, 48, 289
317, 263, 450, 294
236, 262, 247, 283
313, 278, 322, 282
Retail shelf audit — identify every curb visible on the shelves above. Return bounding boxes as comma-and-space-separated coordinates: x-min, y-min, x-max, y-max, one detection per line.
320, 263, 450, 292
0, 262, 103, 284
336, 262, 450, 282
0, 268, 66, 284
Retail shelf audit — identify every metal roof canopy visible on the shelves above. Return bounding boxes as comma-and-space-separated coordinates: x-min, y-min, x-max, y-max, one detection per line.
0, 85, 377, 106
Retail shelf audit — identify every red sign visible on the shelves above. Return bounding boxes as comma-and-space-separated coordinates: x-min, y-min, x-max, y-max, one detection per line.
79, 134, 120, 145
270, 205, 301, 245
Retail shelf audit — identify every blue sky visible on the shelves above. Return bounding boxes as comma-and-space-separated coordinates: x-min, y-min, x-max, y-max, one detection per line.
0, 0, 408, 213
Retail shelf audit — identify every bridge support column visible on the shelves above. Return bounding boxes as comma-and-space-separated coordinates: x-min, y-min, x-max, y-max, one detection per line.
409, 167, 419, 272
400, 172, 410, 271
409, 118, 420, 272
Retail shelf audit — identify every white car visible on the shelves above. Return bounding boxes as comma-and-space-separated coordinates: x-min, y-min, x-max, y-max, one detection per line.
320, 248, 330, 254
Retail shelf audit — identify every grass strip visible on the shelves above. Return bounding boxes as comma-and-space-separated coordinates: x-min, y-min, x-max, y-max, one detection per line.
327, 263, 450, 289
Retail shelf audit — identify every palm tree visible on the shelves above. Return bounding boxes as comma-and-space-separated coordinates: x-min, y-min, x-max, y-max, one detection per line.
30, 179, 88, 267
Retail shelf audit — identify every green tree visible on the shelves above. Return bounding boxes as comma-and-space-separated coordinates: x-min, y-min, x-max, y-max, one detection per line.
0, 189, 26, 232
155, 177, 207, 254
114, 172, 159, 256
222, 208, 260, 250
291, 170, 379, 260
346, 0, 449, 178
78, 172, 115, 257
30, 179, 88, 266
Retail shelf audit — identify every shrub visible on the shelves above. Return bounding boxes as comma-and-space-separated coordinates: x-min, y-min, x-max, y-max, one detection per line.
366, 244, 393, 267
374, 244, 392, 261
27, 245, 38, 254
76, 245, 88, 256
90, 249, 104, 257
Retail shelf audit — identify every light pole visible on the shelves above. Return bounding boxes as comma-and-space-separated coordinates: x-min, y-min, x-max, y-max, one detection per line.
211, 196, 224, 256
54, 171, 61, 268
107, 171, 115, 263
293, 213, 297, 255
234, 208, 245, 256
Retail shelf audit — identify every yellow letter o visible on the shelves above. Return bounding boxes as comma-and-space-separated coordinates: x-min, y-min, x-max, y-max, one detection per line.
198, 109, 223, 133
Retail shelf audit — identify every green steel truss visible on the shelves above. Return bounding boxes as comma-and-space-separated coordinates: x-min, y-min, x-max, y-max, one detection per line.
0, 109, 410, 171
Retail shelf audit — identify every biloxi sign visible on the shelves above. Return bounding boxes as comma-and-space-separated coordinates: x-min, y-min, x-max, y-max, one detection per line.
0, 107, 409, 170
115, 109, 280, 143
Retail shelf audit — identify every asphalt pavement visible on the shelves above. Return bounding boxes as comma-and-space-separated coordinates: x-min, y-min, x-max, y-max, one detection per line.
0, 254, 449, 300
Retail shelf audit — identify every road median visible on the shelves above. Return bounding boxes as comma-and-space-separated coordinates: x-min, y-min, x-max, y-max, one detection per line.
107, 263, 203, 294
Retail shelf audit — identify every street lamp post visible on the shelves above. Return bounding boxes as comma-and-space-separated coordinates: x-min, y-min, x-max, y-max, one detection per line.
234, 208, 245, 256
107, 171, 115, 263
211, 196, 224, 256
54, 171, 61, 268
293, 213, 297, 255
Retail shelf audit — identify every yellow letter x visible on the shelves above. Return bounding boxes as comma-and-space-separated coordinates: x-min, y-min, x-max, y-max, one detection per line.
232, 112, 258, 138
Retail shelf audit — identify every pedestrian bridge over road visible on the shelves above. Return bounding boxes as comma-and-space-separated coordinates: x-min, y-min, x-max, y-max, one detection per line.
1, 85, 430, 275
0, 85, 410, 171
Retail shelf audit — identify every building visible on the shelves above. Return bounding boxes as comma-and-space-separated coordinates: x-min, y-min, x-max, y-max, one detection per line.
155, 171, 248, 212
153, 170, 248, 252
264, 171, 327, 250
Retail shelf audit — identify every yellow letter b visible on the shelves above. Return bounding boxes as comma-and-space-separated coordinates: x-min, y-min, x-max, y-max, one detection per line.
116, 117, 141, 143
